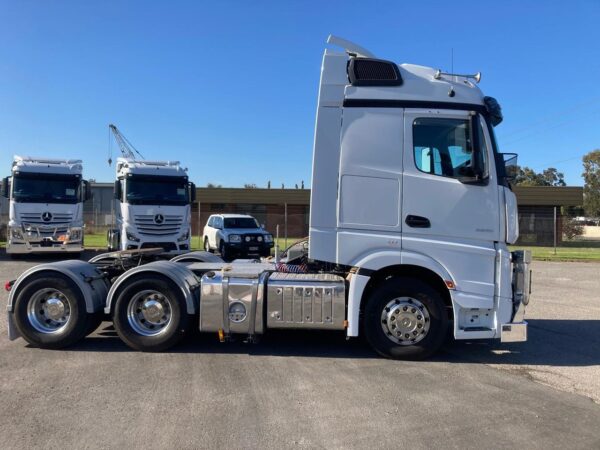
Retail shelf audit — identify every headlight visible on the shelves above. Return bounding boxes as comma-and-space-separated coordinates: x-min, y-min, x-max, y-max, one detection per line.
257, 236, 263, 242
69, 227, 82, 241
264, 234, 273, 243
126, 231, 140, 242
229, 234, 241, 243
178, 229, 189, 242
10, 227, 24, 240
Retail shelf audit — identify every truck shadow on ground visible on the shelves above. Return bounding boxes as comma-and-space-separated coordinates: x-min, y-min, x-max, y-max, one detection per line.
58, 319, 600, 365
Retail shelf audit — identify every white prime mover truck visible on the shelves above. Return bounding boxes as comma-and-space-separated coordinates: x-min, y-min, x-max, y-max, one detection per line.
5, 36, 530, 360
1, 156, 91, 256
107, 157, 195, 253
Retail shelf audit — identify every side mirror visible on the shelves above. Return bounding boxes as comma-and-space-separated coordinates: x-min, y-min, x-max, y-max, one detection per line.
500, 153, 518, 181
114, 180, 122, 200
82, 180, 92, 201
0, 177, 9, 198
189, 182, 196, 202
459, 114, 487, 185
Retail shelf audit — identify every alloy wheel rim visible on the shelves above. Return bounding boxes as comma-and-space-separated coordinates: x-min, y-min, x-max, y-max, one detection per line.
27, 288, 72, 334
126, 290, 173, 336
380, 297, 431, 345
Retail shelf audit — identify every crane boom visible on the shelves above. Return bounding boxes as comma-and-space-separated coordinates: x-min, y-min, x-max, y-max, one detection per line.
108, 124, 144, 165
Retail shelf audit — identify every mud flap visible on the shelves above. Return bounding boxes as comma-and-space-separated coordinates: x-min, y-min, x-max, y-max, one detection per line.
7, 312, 21, 341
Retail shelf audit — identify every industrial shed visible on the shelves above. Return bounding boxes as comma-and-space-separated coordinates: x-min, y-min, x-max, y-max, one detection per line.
79, 184, 583, 245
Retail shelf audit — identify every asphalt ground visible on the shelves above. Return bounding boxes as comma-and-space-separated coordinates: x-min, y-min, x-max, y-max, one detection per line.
0, 252, 599, 449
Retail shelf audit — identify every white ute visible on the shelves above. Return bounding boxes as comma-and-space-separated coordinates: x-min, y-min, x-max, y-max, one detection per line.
1, 156, 91, 256
6, 36, 530, 360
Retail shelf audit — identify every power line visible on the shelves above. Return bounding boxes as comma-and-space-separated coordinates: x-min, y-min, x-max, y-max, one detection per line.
501, 109, 600, 147
498, 96, 600, 140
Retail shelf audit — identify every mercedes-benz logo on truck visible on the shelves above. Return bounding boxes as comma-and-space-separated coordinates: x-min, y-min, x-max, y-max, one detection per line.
154, 214, 164, 224
41, 212, 53, 222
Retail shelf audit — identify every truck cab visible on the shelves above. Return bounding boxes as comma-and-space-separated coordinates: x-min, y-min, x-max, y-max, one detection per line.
108, 157, 195, 253
309, 36, 526, 345
1, 156, 90, 255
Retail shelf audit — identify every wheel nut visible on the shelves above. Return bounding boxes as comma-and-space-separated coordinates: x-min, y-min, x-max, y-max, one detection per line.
411, 308, 416, 313
417, 315, 422, 320
403, 306, 408, 311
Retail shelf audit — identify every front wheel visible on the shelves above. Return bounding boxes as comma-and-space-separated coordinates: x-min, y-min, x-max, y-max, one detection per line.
204, 237, 212, 253
112, 276, 190, 351
219, 240, 229, 261
364, 277, 449, 360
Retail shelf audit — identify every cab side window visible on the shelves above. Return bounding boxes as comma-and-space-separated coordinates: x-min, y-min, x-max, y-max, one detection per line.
413, 118, 487, 179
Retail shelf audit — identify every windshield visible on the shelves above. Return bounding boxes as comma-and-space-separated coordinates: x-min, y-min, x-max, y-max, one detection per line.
224, 217, 259, 229
12, 173, 81, 204
125, 175, 189, 205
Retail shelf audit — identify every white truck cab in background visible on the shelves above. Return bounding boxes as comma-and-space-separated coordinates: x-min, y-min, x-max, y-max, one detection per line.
107, 157, 196, 253
1, 156, 90, 255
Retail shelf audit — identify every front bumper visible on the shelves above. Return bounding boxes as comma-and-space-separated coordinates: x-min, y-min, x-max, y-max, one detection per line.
224, 241, 274, 256
500, 250, 532, 343
6, 239, 83, 254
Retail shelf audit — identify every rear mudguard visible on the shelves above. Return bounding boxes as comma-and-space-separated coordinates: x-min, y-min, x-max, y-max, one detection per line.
7, 260, 110, 314
104, 260, 200, 315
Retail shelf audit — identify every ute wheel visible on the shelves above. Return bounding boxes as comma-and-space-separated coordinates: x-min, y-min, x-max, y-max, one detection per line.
203, 237, 212, 253
364, 277, 449, 360
219, 240, 228, 261
112, 276, 189, 352
13, 273, 90, 349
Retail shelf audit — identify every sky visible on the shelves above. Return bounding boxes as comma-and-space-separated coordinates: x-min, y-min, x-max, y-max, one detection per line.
0, 0, 599, 187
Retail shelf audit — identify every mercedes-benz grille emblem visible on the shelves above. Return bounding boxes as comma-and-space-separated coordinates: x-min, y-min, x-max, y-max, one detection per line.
154, 214, 165, 224
41, 212, 53, 222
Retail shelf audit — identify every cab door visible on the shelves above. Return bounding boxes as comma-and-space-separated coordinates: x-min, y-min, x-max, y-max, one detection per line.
401, 109, 500, 300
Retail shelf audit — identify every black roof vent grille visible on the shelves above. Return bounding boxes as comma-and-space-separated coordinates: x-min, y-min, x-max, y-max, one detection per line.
348, 58, 403, 87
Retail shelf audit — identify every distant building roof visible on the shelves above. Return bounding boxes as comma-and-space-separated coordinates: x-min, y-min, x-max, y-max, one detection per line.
513, 186, 583, 206
196, 188, 310, 205
89, 183, 583, 208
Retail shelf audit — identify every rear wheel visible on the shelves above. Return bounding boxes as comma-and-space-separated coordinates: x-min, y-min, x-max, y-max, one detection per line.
112, 276, 189, 351
13, 273, 91, 349
364, 277, 449, 360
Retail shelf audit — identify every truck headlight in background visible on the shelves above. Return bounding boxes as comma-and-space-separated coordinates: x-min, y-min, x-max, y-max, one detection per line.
178, 229, 189, 242
68, 227, 82, 241
126, 230, 140, 242
229, 234, 241, 243
10, 227, 24, 240
264, 234, 273, 243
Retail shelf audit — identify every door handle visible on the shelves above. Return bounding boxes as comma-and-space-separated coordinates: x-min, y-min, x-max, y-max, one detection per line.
405, 215, 431, 228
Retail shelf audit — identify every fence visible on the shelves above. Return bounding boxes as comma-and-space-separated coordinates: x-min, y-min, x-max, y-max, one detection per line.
2, 201, 599, 251
516, 207, 600, 250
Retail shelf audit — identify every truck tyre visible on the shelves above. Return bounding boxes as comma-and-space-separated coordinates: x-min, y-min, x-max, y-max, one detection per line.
112, 276, 189, 352
13, 273, 90, 349
203, 237, 212, 253
364, 277, 448, 360
107, 229, 120, 252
